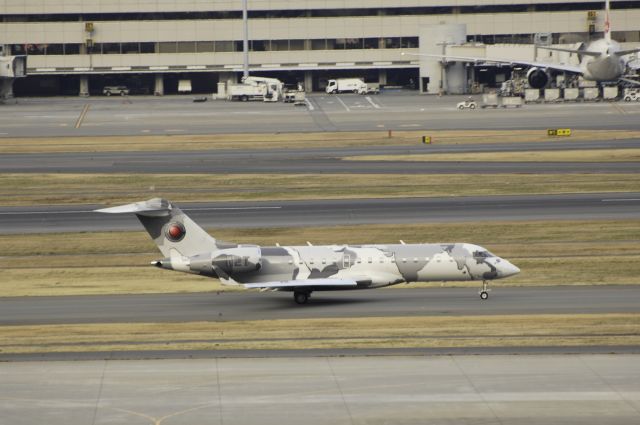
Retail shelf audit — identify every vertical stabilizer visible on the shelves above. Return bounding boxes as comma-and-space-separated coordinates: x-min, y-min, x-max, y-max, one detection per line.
604, 0, 612, 42
95, 198, 218, 257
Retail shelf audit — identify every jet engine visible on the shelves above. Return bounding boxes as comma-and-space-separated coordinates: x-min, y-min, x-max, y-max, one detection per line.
211, 247, 262, 274
526, 67, 549, 89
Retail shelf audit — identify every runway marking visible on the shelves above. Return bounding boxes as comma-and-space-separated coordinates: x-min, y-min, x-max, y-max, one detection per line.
304, 98, 315, 111
335, 96, 351, 112
74, 104, 91, 129
184, 206, 282, 211
0, 206, 282, 216
399, 124, 420, 128
602, 198, 640, 202
365, 96, 381, 109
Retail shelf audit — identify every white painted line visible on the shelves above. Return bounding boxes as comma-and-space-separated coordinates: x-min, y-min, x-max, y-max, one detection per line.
373, 61, 392, 66
74, 67, 90, 72
336, 96, 351, 112
185, 206, 282, 211
304, 98, 315, 111
261, 64, 281, 68
336, 62, 355, 66
365, 96, 381, 109
35, 68, 56, 72
186, 65, 206, 70
0, 206, 283, 216
602, 198, 640, 202
224, 64, 242, 69
149, 66, 169, 70
299, 63, 318, 67
112, 66, 131, 71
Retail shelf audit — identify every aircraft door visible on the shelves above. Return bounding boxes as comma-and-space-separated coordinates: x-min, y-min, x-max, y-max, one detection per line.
343, 254, 351, 269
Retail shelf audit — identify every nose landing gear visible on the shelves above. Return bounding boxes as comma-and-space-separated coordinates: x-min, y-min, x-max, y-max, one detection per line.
293, 291, 311, 305
479, 280, 490, 300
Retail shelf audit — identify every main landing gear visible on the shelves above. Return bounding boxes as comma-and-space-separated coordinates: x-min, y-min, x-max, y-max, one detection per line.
293, 291, 311, 305
479, 280, 490, 300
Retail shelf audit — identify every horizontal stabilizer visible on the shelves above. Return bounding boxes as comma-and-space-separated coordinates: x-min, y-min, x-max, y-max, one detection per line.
244, 279, 359, 290
94, 198, 172, 216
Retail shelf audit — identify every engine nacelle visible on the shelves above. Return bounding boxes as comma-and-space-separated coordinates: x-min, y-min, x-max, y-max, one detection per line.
211, 247, 262, 274
527, 67, 549, 89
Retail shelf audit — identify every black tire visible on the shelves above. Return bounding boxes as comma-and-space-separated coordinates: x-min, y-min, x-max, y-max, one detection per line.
120, 91, 126, 96
458, 105, 464, 110
105, 91, 112, 97
470, 104, 476, 109
294, 292, 310, 304
480, 291, 489, 300
241, 95, 249, 102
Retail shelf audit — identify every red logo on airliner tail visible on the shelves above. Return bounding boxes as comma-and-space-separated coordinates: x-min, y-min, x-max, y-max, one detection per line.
165, 222, 186, 242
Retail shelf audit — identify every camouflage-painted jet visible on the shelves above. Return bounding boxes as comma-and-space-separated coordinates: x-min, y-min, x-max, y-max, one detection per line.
96, 198, 520, 304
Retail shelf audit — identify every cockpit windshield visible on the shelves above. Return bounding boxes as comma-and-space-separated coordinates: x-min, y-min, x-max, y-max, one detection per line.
474, 250, 494, 258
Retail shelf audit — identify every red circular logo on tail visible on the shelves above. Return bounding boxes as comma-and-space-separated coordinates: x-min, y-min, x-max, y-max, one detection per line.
164, 222, 186, 242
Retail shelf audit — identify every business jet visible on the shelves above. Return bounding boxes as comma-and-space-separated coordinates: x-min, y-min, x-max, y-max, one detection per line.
96, 198, 520, 304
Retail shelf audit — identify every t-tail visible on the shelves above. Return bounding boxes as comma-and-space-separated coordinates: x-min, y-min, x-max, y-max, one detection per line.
94, 198, 226, 278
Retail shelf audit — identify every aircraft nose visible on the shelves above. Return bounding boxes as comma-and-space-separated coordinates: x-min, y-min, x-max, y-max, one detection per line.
499, 260, 520, 278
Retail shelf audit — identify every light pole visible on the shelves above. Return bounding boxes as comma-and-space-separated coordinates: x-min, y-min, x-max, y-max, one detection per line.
242, 0, 249, 80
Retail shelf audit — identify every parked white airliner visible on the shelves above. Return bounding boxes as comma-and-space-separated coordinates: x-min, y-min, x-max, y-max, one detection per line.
404, 0, 640, 88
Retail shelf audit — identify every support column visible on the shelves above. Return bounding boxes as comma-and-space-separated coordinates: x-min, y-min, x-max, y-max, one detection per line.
304, 71, 313, 92
378, 69, 387, 86
154, 74, 164, 96
79, 75, 89, 97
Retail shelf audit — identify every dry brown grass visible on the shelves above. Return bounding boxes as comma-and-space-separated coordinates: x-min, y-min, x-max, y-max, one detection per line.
345, 149, 640, 163
1, 314, 637, 354
2, 129, 639, 154
1, 220, 638, 297
2, 173, 639, 206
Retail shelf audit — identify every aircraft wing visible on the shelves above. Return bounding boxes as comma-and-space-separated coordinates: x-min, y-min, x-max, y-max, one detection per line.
403, 52, 583, 74
536, 46, 601, 57
616, 47, 640, 56
243, 278, 359, 290
619, 77, 640, 86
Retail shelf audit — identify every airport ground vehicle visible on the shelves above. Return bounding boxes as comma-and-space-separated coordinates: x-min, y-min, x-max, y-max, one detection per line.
623, 88, 640, 101
227, 76, 283, 102
326, 78, 378, 95
481, 93, 499, 108
457, 99, 477, 110
103, 86, 129, 96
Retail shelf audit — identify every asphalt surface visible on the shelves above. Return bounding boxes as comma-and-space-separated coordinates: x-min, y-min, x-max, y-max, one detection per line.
2, 193, 639, 234
2, 286, 639, 325
3, 355, 639, 424
2, 139, 640, 174
1, 93, 640, 137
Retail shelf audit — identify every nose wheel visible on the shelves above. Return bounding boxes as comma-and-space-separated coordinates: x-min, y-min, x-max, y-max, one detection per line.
479, 280, 490, 300
293, 291, 311, 304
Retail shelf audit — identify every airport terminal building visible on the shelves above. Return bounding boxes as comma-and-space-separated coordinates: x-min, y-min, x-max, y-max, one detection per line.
2, 0, 640, 96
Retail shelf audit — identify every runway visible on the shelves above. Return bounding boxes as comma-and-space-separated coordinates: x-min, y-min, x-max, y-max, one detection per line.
2, 193, 639, 234
3, 355, 639, 425
2, 286, 639, 325
2, 93, 640, 137
2, 139, 640, 174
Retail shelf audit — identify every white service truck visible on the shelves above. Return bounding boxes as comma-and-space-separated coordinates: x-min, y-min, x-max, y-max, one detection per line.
326, 78, 377, 95
227, 76, 284, 102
